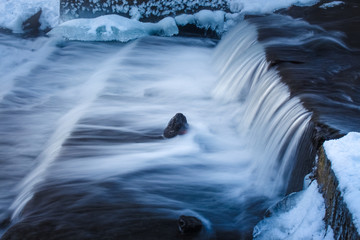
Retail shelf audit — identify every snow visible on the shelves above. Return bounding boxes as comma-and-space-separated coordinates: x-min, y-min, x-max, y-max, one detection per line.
253, 180, 334, 240
48, 15, 178, 42
1, 0, 323, 34
319, 1, 345, 9
324, 132, 360, 231
0, 0, 59, 33
175, 10, 225, 33
49, 10, 242, 41
228, 0, 320, 14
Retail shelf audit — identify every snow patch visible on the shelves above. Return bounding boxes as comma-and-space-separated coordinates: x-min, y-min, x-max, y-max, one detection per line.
175, 10, 225, 33
48, 15, 179, 42
253, 181, 334, 240
319, 1, 345, 9
324, 132, 360, 231
227, 0, 320, 14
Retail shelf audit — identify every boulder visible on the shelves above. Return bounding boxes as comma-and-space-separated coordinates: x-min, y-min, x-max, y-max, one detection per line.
22, 9, 42, 35
178, 215, 202, 235
163, 113, 188, 138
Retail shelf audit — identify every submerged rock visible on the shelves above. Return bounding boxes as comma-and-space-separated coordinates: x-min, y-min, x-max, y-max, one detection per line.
163, 113, 188, 138
178, 215, 202, 235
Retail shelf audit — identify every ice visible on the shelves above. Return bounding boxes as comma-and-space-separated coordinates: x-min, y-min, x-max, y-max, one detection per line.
324, 132, 360, 231
253, 180, 334, 240
48, 15, 179, 42
175, 10, 225, 33
1, 0, 323, 34
129, 6, 141, 20
0, 0, 59, 33
319, 1, 345, 9
228, 0, 320, 14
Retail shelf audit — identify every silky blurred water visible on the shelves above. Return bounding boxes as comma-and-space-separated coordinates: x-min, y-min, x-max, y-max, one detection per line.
0, 32, 286, 239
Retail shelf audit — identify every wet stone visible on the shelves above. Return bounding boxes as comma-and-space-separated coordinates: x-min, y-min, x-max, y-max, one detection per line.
178, 215, 203, 235
163, 113, 189, 138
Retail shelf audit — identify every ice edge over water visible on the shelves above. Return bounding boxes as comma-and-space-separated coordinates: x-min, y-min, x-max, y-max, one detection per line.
253, 181, 334, 240
48, 15, 179, 42
48, 10, 244, 42
1, 0, 320, 35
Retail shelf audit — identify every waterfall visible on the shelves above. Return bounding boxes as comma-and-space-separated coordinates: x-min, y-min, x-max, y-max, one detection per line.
212, 21, 312, 196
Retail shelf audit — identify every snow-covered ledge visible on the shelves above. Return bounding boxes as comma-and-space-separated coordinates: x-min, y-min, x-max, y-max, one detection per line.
316, 132, 360, 239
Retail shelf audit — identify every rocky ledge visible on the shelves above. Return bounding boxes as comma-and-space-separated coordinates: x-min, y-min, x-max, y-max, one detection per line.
316, 146, 360, 239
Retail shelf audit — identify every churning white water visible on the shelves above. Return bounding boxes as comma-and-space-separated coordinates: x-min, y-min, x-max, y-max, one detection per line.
0, 20, 311, 238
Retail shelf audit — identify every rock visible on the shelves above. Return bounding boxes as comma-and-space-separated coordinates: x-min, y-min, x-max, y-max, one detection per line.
22, 9, 42, 35
163, 113, 188, 138
178, 215, 202, 235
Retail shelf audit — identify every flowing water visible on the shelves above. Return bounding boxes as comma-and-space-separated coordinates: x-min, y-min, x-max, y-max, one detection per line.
0, 19, 314, 239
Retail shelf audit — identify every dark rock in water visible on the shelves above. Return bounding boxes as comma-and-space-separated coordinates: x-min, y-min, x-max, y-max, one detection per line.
22, 9, 42, 35
163, 113, 188, 138
178, 215, 202, 235
0, 216, 10, 229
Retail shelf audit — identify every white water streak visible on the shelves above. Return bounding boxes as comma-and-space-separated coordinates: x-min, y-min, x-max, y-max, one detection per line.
0, 37, 54, 102
9, 40, 138, 220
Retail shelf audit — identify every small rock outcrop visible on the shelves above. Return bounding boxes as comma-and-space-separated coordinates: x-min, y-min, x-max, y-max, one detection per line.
163, 113, 188, 138
22, 9, 42, 35
178, 215, 202, 235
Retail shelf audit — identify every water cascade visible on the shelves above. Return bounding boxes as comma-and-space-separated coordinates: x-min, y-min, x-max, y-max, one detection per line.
212, 21, 312, 196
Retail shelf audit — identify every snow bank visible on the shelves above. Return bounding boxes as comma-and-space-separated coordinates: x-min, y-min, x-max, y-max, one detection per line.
253, 181, 334, 240
48, 15, 178, 42
227, 0, 320, 14
50, 10, 241, 41
0, 0, 59, 33
319, 1, 345, 9
1, 0, 322, 34
324, 132, 360, 231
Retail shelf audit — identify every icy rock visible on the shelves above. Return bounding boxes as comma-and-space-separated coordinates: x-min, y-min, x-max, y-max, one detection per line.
0, 0, 59, 33
324, 132, 360, 231
253, 180, 334, 240
22, 10, 42, 34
